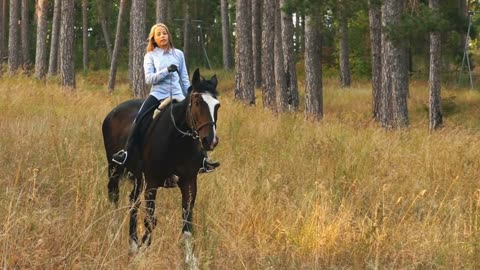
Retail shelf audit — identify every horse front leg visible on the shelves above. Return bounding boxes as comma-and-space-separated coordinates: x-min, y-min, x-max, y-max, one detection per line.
179, 179, 197, 233
128, 175, 143, 254
141, 186, 158, 247
179, 178, 198, 268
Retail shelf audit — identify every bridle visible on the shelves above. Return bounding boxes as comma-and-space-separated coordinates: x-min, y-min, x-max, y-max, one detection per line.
187, 93, 217, 133
169, 93, 217, 141
168, 70, 217, 142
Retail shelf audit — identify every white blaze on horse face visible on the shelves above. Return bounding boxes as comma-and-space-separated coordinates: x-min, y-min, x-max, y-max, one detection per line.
201, 94, 219, 129
202, 93, 219, 149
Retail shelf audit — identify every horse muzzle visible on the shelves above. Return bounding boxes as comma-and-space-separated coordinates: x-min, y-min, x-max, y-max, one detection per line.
202, 135, 218, 151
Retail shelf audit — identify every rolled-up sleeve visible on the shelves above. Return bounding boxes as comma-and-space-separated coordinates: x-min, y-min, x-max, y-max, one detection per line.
144, 53, 169, 85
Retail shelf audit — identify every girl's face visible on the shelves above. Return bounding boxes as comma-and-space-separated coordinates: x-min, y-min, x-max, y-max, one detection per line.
154, 26, 169, 50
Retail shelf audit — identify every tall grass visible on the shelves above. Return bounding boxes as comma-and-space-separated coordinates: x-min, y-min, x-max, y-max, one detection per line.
1, 71, 479, 269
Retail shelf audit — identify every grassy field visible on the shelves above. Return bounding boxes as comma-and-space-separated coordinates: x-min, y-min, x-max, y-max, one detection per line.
1, 70, 480, 269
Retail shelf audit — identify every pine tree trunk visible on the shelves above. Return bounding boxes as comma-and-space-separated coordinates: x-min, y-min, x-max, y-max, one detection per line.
48, 0, 61, 76
338, 3, 351, 88
108, 0, 127, 92
20, 0, 29, 67
275, 0, 288, 112
156, 0, 167, 23
130, 0, 146, 97
459, 0, 467, 57
128, 10, 133, 89
429, 0, 442, 130
369, 0, 382, 120
381, 0, 408, 128
34, 0, 48, 79
304, 15, 323, 120
98, 1, 113, 62
220, 0, 232, 70
261, 0, 276, 111
8, 0, 20, 74
0, 0, 6, 65
82, 0, 88, 73
183, 1, 191, 64
279, 0, 299, 111
252, 0, 262, 89
59, 0, 75, 89
234, 0, 255, 104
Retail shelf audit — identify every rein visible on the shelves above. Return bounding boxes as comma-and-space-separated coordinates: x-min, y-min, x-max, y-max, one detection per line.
168, 73, 198, 139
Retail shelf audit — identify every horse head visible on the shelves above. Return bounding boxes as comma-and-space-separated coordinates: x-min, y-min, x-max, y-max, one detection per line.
188, 68, 220, 151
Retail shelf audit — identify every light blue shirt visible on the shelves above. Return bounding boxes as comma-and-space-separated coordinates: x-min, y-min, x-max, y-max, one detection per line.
144, 47, 190, 101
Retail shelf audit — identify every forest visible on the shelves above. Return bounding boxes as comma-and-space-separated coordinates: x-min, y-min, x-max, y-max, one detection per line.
1, 0, 480, 269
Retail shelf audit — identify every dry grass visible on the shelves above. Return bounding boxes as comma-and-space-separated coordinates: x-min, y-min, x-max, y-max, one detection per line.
1, 71, 480, 269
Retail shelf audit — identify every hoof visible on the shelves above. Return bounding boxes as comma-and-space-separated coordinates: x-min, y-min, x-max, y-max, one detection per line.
183, 232, 198, 268
129, 239, 139, 255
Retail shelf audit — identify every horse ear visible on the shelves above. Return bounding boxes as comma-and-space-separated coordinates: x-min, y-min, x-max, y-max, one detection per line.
210, 75, 218, 87
192, 68, 201, 89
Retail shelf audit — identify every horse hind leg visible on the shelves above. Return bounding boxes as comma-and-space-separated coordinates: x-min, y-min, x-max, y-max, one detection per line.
107, 162, 121, 206
141, 187, 158, 247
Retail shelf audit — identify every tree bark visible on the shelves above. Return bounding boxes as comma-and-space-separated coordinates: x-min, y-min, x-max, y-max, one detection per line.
338, 1, 351, 88
130, 0, 146, 97
20, 0, 29, 67
108, 0, 128, 92
380, 0, 408, 128
252, 0, 262, 89
234, 0, 255, 104
48, 0, 61, 76
261, 0, 276, 111
82, 0, 88, 73
279, 0, 299, 111
304, 15, 323, 120
369, 0, 382, 120
275, 0, 288, 112
221, 0, 232, 70
183, 1, 191, 64
429, 0, 442, 130
0, 0, 6, 64
128, 8, 133, 89
59, 0, 75, 89
458, 0, 467, 57
34, 0, 48, 79
156, 0, 167, 23
8, 0, 20, 74
97, 1, 113, 62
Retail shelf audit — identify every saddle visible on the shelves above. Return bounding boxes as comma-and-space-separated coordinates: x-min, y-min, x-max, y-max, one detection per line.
152, 97, 182, 119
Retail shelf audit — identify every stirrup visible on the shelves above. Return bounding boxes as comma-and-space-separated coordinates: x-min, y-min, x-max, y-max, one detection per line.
112, 150, 128, 165
199, 158, 219, 174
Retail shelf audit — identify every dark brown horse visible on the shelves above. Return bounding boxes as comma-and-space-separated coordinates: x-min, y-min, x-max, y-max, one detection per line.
102, 69, 220, 253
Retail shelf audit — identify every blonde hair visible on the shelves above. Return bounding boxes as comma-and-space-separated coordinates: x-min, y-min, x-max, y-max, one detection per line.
146, 23, 175, 52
